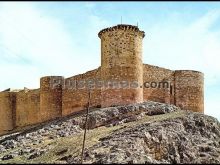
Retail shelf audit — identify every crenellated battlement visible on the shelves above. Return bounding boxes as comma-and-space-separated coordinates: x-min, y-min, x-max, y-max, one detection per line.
174, 70, 204, 75
0, 24, 204, 136
98, 24, 145, 38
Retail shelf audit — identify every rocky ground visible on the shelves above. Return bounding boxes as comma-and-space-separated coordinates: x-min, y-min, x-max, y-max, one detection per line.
71, 112, 220, 164
0, 101, 219, 164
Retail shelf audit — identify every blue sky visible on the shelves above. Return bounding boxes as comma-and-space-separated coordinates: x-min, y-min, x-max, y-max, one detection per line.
0, 2, 219, 121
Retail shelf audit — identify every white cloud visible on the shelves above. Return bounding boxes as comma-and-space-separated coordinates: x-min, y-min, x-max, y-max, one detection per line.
144, 9, 220, 84
143, 10, 220, 120
0, 64, 41, 90
0, 2, 77, 72
0, 2, 107, 90
205, 96, 220, 121
84, 2, 96, 9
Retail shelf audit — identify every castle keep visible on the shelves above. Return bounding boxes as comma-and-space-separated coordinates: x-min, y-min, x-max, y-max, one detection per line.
0, 24, 204, 135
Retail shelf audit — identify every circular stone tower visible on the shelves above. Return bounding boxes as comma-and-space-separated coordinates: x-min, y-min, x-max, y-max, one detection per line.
98, 24, 145, 107
40, 76, 64, 122
174, 70, 204, 113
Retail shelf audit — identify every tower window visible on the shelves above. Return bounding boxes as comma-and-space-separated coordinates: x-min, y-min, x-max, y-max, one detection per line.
170, 85, 173, 95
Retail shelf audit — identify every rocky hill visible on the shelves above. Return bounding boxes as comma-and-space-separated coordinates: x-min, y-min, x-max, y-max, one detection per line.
0, 101, 219, 164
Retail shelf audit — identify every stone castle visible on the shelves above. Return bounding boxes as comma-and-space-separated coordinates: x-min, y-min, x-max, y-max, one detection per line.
0, 24, 204, 135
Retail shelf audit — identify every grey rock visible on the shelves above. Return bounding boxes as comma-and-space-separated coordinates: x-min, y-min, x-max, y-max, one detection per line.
0, 145, 6, 152
28, 150, 44, 160
68, 112, 220, 164
1, 154, 15, 160
0, 101, 219, 164
77, 101, 180, 129
1, 140, 17, 149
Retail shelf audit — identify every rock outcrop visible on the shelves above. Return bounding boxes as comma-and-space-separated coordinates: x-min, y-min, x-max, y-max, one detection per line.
0, 101, 219, 164
70, 112, 220, 164
74, 101, 180, 129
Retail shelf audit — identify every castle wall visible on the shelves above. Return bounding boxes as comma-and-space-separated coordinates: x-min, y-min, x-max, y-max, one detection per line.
0, 24, 205, 136
174, 70, 204, 113
143, 64, 174, 104
99, 25, 145, 107
15, 89, 40, 127
40, 76, 64, 122
62, 68, 101, 116
0, 92, 16, 134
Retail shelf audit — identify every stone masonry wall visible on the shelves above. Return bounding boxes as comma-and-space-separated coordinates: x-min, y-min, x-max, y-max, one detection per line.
16, 89, 40, 127
143, 64, 174, 104
174, 70, 204, 113
62, 68, 101, 116
99, 25, 145, 107
0, 24, 204, 136
0, 92, 16, 134
40, 76, 64, 122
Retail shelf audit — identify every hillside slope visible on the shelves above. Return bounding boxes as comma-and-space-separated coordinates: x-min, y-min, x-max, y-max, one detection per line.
0, 101, 219, 164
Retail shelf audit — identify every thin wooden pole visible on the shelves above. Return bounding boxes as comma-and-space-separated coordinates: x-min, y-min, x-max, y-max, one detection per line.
81, 89, 91, 164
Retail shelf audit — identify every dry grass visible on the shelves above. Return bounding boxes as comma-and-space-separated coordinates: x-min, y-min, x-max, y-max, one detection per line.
0, 110, 186, 164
